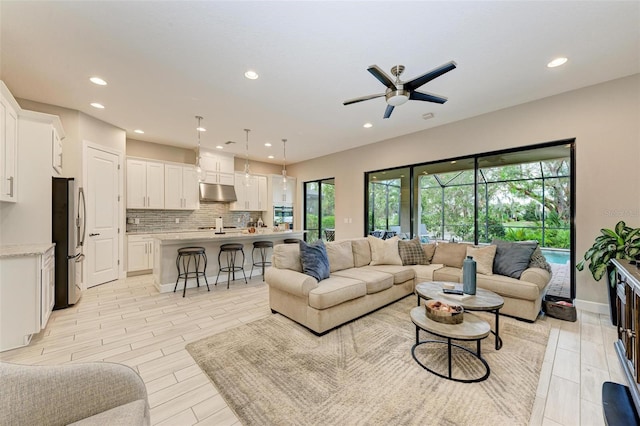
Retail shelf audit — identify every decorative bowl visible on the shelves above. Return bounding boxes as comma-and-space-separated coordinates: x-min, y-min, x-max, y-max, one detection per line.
425, 300, 464, 324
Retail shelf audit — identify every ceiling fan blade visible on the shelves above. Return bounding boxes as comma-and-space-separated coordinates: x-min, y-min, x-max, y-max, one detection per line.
383, 104, 394, 119
343, 93, 386, 105
409, 91, 448, 104
404, 61, 457, 91
367, 65, 397, 90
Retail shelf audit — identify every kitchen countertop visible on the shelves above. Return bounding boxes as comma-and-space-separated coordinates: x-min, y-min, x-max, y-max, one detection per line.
153, 229, 301, 242
126, 228, 270, 235
0, 243, 55, 258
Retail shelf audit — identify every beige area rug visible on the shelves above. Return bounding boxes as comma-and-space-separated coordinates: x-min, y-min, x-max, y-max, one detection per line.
186, 297, 550, 425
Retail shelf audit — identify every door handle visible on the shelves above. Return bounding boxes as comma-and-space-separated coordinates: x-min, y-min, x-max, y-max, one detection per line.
7, 176, 14, 197
89, 233, 100, 237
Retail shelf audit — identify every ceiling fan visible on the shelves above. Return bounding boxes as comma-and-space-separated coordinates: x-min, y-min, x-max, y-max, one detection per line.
343, 61, 457, 119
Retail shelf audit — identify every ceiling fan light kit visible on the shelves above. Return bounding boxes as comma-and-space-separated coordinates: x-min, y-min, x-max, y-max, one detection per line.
344, 60, 457, 118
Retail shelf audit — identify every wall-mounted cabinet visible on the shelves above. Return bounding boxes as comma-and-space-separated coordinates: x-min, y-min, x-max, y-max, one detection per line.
164, 164, 199, 210
271, 175, 296, 206
127, 234, 154, 273
126, 159, 165, 209
52, 127, 62, 174
230, 173, 268, 211
200, 150, 234, 185
0, 82, 19, 203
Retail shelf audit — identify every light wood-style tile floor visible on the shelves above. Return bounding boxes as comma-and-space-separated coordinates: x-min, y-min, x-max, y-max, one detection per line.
0, 274, 626, 425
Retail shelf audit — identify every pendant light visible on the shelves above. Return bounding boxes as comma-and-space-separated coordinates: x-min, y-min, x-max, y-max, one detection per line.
244, 129, 252, 186
195, 116, 205, 181
281, 138, 288, 187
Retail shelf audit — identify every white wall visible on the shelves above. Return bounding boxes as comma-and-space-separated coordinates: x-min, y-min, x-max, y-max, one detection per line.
289, 74, 640, 307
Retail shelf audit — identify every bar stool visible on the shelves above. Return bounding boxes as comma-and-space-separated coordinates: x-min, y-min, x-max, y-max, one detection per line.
250, 240, 273, 280
284, 238, 301, 244
216, 243, 247, 289
174, 247, 209, 297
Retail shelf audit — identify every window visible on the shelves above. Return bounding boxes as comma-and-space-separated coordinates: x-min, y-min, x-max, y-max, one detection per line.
304, 178, 335, 242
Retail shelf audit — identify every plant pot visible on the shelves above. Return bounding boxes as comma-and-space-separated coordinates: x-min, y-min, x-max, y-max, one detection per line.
606, 264, 617, 326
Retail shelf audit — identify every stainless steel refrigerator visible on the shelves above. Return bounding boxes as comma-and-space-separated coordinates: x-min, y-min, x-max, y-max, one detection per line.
52, 177, 86, 309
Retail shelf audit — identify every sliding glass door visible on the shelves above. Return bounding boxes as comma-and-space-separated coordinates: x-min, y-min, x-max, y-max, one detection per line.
304, 178, 335, 242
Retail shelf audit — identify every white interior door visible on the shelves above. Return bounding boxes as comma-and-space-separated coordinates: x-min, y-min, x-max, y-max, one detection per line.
86, 146, 119, 287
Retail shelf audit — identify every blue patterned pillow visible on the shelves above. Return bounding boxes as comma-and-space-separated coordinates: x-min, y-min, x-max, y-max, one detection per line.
299, 240, 330, 282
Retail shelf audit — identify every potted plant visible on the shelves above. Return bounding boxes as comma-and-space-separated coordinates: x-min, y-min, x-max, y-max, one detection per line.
576, 220, 640, 324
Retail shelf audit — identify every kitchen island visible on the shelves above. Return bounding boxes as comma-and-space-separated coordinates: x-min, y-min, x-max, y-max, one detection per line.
152, 230, 304, 293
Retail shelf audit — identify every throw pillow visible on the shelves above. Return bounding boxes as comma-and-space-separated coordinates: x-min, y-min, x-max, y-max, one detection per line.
529, 245, 553, 276
398, 238, 428, 265
421, 243, 437, 264
351, 238, 372, 267
367, 235, 403, 266
492, 239, 538, 279
431, 242, 470, 268
325, 240, 355, 272
466, 245, 497, 275
299, 240, 330, 282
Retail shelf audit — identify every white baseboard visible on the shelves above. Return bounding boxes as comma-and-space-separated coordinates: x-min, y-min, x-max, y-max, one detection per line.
574, 298, 609, 316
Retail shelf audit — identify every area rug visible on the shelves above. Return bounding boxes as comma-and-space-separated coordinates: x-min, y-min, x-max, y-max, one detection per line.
186, 297, 550, 425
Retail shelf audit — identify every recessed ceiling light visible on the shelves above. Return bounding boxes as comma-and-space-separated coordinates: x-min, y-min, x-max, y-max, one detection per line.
134, 129, 144, 134
215, 145, 223, 150
268, 155, 274, 159
265, 142, 272, 147
89, 77, 107, 86
547, 57, 568, 68
244, 70, 259, 80
363, 123, 373, 128
422, 113, 434, 120
90, 102, 104, 109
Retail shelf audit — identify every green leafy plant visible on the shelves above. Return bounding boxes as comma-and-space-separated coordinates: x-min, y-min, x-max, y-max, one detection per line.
576, 221, 640, 282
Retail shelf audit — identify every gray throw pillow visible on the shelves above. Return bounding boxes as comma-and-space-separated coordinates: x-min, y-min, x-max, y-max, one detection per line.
299, 240, 330, 282
398, 238, 428, 265
529, 245, 553, 276
491, 240, 538, 279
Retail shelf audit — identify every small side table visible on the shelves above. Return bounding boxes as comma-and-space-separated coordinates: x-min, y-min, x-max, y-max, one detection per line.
410, 306, 491, 383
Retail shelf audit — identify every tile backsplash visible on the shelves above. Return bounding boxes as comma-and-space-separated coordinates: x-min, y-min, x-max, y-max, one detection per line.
126, 203, 265, 233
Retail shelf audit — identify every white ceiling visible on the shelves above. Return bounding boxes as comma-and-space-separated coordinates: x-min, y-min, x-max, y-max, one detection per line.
1, 1, 638, 164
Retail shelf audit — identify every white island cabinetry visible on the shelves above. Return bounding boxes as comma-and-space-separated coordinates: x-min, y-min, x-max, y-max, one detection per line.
127, 234, 154, 274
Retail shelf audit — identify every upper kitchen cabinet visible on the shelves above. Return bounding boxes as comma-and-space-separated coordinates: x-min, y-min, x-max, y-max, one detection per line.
0, 82, 19, 203
271, 175, 296, 206
164, 164, 199, 210
230, 173, 268, 211
126, 158, 164, 209
52, 127, 62, 174
199, 150, 234, 185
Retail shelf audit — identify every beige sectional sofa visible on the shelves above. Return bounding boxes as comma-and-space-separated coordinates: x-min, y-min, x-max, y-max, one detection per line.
264, 237, 550, 335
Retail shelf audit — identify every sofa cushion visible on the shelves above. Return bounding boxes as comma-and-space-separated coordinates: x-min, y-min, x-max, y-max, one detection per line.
411, 264, 445, 283
421, 243, 437, 263
325, 240, 355, 272
432, 266, 462, 283
398, 238, 428, 265
492, 240, 537, 279
368, 236, 402, 266
300, 240, 330, 282
529, 246, 553, 275
466, 245, 497, 275
308, 277, 367, 310
332, 268, 394, 294
476, 273, 540, 301
431, 242, 470, 268
364, 265, 415, 284
351, 238, 372, 267
273, 244, 302, 272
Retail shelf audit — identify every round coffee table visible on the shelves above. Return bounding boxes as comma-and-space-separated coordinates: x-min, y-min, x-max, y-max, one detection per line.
415, 282, 504, 350
410, 306, 491, 383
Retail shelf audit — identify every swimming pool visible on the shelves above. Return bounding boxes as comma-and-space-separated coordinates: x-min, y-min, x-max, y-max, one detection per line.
541, 248, 570, 265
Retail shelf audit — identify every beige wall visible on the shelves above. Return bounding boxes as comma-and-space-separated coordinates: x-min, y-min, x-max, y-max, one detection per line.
289, 74, 640, 307
127, 138, 196, 164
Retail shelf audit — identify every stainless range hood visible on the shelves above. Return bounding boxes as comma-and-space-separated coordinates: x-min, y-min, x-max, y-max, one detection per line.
199, 182, 237, 202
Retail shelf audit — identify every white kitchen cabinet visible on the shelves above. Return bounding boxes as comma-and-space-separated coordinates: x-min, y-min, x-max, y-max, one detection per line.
0, 82, 19, 203
230, 173, 268, 211
127, 234, 154, 273
200, 150, 235, 185
126, 159, 165, 209
271, 175, 296, 206
0, 244, 55, 352
52, 127, 62, 174
164, 164, 199, 210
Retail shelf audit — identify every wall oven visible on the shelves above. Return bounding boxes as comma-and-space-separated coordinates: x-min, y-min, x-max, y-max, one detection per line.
274, 206, 294, 229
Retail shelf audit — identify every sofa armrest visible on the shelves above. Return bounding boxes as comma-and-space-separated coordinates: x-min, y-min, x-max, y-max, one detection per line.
0, 361, 149, 426
520, 267, 551, 291
265, 267, 318, 297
